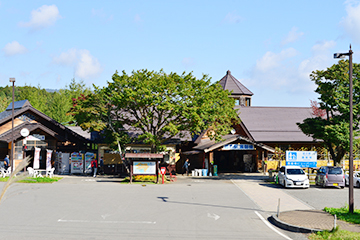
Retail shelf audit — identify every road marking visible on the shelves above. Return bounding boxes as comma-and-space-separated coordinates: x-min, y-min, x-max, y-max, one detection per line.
254, 211, 292, 240
58, 219, 156, 224
207, 213, 220, 220
82, 179, 96, 182
314, 188, 322, 191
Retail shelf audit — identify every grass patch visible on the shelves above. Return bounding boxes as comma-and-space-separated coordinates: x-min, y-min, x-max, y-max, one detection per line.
0, 176, 62, 183
309, 227, 360, 240
324, 206, 360, 225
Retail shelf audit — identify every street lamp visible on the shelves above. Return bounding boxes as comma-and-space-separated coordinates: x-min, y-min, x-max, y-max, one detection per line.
9, 78, 15, 173
334, 45, 354, 213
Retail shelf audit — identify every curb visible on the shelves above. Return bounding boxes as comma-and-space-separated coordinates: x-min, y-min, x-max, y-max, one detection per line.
269, 214, 323, 233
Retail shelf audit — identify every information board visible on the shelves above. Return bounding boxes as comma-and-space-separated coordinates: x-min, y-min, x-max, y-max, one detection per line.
286, 151, 317, 168
133, 161, 156, 175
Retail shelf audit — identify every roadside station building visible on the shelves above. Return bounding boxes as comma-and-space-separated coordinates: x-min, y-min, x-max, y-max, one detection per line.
0, 100, 93, 169
181, 70, 321, 174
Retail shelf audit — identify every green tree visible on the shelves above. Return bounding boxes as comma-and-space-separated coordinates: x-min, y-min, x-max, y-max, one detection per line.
297, 60, 360, 165
71, 69, 239, 152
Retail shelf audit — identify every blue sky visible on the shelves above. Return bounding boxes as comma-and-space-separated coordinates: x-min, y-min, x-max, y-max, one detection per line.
1, 0, 360, 107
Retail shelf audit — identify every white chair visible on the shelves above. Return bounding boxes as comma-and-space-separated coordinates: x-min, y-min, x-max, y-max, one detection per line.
3, 168, 11, 178
46, 168, 55, 178
0, 168, 4, 178
27, 167, 36, 177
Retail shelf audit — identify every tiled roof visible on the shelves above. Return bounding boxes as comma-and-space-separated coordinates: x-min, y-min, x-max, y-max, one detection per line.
218, 70, 253, 96
238, 106, 315, 142
5, 100, 31, 111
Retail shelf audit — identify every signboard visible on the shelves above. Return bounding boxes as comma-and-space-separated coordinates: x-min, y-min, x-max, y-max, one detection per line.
133, 161, 156, 175
33, 147, 41, 169
223, 144, 254, 150
32, 134, 45, 141
46, 149, 53, 170
286, 151, 317, 168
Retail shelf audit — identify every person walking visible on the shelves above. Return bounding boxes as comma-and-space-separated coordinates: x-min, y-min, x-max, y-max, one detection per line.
183, 159, 190, 176
91, 158, 98, 177
4, 155, 9, 170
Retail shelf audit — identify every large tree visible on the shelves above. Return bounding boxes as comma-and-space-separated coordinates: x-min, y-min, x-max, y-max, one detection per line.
71, 69, 239, 152
297, 60, 360, 164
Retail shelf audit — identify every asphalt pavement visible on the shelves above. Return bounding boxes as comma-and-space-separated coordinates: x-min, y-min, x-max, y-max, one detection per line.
0, 173, 299, 240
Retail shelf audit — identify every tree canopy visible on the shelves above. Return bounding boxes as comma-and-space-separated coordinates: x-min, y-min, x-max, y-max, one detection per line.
297, 60, 360, 164
71, 69, 239, 152
0, 79, 91, 125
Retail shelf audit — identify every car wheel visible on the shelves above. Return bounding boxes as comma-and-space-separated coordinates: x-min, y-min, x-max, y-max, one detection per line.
357, 181, 360, 188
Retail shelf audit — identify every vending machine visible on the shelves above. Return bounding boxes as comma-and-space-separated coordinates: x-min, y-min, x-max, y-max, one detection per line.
70, 152, 83, 174
84, 152, 96, 174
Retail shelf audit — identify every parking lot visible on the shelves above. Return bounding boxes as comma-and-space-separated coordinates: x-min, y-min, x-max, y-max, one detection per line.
284, 185, 360, 210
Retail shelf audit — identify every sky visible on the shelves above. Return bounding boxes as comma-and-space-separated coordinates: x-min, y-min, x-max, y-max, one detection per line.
1, 0, 360, 107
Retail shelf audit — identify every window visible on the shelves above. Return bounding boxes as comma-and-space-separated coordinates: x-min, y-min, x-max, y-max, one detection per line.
287, 168, 305, 175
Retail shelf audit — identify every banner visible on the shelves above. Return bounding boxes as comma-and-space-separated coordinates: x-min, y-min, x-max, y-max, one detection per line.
46, 149, 53, 170
33, 147, 41, 169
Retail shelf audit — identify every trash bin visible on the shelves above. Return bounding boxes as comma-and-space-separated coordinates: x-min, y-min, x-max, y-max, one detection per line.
192, 170, 195, 176
213, 165, 218, 176
202, 169, 208, 176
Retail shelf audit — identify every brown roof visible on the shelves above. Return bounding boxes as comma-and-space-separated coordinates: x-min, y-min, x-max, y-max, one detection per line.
218, 70, 253, 96
238, 106, 316, 142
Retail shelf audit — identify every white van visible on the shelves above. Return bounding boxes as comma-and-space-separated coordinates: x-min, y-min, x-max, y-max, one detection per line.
278, 166, 309, 189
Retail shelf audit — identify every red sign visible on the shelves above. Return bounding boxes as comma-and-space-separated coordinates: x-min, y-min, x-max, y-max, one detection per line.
160, 167, 166, 175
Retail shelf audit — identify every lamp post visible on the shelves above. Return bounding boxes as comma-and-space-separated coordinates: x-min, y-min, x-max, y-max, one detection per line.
334, 45, 354, 213
9, 78, 15, 173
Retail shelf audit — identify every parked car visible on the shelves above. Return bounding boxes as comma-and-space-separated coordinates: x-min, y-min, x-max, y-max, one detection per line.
277, 166, 309, 189
345, 171, 360, 187
315, 166, 345, 188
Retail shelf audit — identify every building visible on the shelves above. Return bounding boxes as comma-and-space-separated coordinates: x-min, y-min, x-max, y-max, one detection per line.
182, 71, 320, 173
0, 100, 93, 169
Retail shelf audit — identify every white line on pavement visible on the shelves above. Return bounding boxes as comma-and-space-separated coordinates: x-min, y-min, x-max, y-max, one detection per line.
58, 219, 156, 224
254, 211, 292, 240
314, 188, 322, 191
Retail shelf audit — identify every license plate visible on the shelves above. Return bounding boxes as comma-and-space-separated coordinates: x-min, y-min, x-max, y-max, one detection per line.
296, 182, 302, 185
333, 183, 338, 186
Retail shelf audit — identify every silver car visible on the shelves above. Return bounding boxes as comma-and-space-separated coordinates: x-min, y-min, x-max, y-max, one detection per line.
315, 166, 345, 188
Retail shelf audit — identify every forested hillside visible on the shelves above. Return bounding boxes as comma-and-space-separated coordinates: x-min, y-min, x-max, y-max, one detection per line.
0, 79, 91, 125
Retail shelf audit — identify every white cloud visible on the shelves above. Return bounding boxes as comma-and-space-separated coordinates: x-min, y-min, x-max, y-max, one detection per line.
19, 5, 61, 31
281, 27, 304, 45
2, 41, 28, 56
53, 49, 102, 79
248, 41, 336, 94
255, 48, 298, 72
340, 1, 360, 44
223, 12, 242, 24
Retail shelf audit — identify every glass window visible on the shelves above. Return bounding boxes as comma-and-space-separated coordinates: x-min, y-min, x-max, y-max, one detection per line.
286, 168, 305, 175
328, 167, 342, 174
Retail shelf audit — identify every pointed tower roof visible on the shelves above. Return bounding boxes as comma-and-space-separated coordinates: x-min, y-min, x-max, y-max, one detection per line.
219, 70, 253, 96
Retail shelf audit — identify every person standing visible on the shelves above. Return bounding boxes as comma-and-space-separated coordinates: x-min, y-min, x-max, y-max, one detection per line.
91, 158, 98, 177
99, 156, 104, 175
183, 159, 190, 176
4, 155, 9, 170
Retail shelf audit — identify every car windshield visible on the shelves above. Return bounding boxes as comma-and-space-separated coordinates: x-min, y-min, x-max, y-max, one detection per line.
328, 167, 342, 174
286, 168, 305, 175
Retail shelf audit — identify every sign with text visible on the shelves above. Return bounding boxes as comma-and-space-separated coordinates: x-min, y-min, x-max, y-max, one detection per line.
223, 144, 254, 150
286, 151, 317, 168
133, 161, 156, 175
